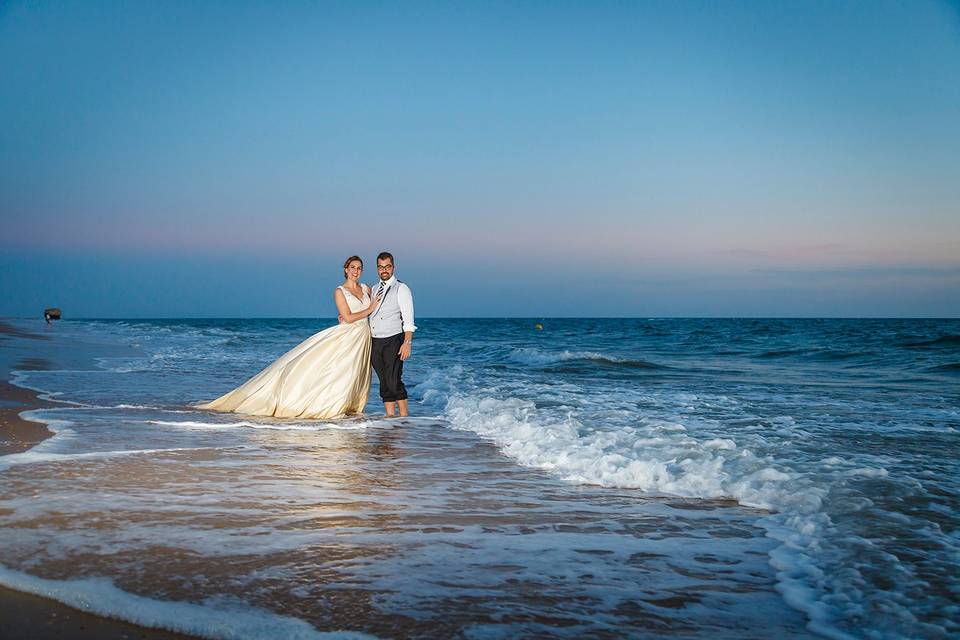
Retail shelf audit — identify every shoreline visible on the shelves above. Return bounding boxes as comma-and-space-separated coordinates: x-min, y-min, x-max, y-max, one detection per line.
0, 381, 55, 455
0, 584, 201, 640
0, 319, 202, 640
0, 321, 56, 454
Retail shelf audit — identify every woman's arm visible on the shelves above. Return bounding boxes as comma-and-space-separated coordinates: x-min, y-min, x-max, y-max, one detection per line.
334, 288, 379, 324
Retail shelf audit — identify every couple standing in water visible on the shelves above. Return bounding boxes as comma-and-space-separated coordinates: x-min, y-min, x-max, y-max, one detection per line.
198, 251, 416, 419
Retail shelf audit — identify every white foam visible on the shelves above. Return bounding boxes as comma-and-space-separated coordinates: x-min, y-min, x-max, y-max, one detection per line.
767, 540, 860, 640
9, 372, 94, 407
23, 403, 194, 413
703, 438, 737, 450
0, 446, 222, 471
844, 467, 889, 478
443, 394, 760, 501
115, 404, 196, 412
0, 410, 77, 459
508, 348, 624, 366
10, 371, 98, 407
437, 387, 869, 638
146, 419, 371, 431
106, 365, 151, 373
0, 565, 374, 639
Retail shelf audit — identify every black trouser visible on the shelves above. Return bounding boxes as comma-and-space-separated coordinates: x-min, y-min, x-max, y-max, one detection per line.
371, 333, 407, 402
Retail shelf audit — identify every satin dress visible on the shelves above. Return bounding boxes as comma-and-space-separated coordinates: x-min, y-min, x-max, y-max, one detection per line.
197, 286, 372, 419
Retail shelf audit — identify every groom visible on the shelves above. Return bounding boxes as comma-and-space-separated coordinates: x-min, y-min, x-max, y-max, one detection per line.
368, 251, 416, 417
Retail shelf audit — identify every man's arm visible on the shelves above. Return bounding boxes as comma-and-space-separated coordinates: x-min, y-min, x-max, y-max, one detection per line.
398, 284, 416, 361
399, 330, 413, 361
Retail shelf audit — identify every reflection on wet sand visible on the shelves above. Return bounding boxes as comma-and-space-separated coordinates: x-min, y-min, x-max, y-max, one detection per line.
0, 415, 814, 639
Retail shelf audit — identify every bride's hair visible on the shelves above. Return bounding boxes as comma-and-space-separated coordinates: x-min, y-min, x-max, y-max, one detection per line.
343, 255, 363, 278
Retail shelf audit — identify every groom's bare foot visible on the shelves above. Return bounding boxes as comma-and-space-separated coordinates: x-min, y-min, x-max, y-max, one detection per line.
383, 401, 397, 417
397, 399, 409, 417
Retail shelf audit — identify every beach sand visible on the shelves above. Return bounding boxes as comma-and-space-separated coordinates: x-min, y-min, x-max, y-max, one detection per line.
0, 585, 197, 640
0, 374, 55, 455
0, 320, 200, 640
0, 322, 55, 454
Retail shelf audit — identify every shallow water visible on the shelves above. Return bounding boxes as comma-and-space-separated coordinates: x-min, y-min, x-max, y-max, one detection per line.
1, 318, 958, 639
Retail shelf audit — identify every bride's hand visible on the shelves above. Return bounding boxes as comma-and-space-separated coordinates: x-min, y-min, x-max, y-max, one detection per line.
368, 291, 382, 309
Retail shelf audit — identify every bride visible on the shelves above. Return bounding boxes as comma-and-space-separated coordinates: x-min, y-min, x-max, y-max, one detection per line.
197, 256, 381, 419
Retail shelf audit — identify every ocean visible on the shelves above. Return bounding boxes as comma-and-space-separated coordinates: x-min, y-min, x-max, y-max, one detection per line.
1, 317, 957, 639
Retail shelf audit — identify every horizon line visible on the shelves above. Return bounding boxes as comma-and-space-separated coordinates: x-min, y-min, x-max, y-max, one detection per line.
4, 316, 959, 322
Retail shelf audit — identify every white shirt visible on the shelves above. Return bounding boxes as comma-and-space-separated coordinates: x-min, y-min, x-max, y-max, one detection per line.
368, 275, 417, 338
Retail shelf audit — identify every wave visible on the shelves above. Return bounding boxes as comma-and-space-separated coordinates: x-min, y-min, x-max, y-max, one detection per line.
433, 383, 933, 640
0, 565, 368, 640
146, 419, 370, 431
144, 416, 443, 431
0, 444, 223, 471
27, 404, 196, 414
902, 334, 960, 348
754, 348, 865, 361
508, 348, 664, 369
755, 348, 814, 359
8, 372, 94, 407
927, 362, 960, 373
115, 404, 195, 412
442, 393, 808, 510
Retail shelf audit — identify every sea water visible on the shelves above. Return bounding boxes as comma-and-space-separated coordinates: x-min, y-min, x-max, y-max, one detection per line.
0, 318, 957, 639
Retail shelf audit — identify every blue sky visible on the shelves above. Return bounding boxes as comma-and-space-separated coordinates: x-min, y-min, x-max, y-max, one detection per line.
2, 0, 958, 317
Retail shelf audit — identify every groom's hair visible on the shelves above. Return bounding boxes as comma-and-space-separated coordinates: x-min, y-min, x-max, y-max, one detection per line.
376, 251, 394, 265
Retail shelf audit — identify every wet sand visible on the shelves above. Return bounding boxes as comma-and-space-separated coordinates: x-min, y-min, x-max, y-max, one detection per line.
0, 585, 198, 640
0, 320, 201, 640
0, 322, 56, 454
0, 360, 55, 455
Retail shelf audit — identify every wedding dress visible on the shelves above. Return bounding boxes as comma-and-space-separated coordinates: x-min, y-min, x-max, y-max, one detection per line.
197, 286, 372, 419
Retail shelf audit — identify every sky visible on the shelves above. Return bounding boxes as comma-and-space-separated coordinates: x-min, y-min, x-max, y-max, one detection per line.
1, 0, 958, 318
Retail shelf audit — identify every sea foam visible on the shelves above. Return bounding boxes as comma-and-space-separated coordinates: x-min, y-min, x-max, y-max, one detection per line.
0, 565, 374, 640
425, 361, 941, 640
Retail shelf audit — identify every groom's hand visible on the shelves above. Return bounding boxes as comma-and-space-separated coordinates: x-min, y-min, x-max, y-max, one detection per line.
338, 315, 346, 324
398, 341, 412, 361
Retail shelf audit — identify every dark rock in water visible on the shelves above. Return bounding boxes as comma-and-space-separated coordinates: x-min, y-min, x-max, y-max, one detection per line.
43, 308, 61, 323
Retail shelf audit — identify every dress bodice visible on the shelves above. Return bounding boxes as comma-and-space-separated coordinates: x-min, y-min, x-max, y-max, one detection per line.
339, 285, 370, 314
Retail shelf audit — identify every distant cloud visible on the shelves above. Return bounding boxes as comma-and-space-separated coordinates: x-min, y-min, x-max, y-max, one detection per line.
750, 265, 960, 279
713, 242, 960, 266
